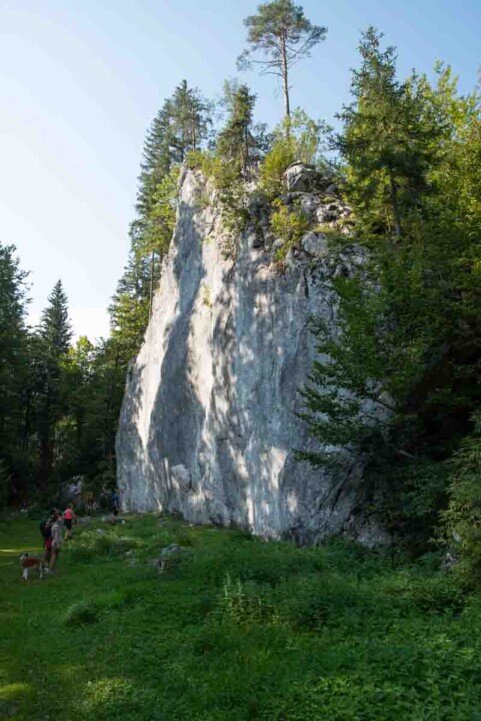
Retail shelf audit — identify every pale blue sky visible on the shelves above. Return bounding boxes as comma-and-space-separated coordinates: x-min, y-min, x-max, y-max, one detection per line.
1, 1, 479, 339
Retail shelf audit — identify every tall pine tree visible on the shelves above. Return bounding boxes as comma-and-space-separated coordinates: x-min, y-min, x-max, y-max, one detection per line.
0, 244, 30, 501
36, 280, 72, 491
238, 0, 326, 122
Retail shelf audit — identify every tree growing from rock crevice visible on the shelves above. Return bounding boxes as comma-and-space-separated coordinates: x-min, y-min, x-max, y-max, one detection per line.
238, 0, 326, 123
217, 81, 262, 172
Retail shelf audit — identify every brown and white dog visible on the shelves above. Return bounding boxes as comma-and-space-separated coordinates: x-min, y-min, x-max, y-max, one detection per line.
20, 553, 47, 580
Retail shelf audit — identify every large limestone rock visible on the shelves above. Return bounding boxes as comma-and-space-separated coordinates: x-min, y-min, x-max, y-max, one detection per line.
283, 162, 324, 193
116, 167, 380, 544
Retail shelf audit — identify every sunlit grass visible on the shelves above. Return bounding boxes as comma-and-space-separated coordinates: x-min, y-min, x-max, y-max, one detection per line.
0, 682, 31, 700
2, 515, 481, 720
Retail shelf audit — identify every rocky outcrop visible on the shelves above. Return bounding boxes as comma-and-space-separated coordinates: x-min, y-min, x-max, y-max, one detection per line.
116, 165, 384, 545
284, 162, 333, 193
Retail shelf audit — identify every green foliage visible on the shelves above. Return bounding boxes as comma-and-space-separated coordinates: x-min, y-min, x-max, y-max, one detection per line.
238, 0, 327, 118
300, 29, 481, 554
114, 81, 212, 364
0, 244, 30, 499
108, 254, 151, 362
441, 415, 481, 585
0, 460, 10, 514
259, 109, 327, 197
217, 81, 260, 172
112, 162, 180, 364
375, 460, 449, 555
4, 517, 481, 721
134, 165, 180, 261
270, 199, 310, 261
64, 599, 99, 626
174, 527, 195, 547
35, 280, 73, 492
186, 149, 251, 252
64, 589, 129, 627
169, 79, 213, 160
137, 80, 212, 221
65, 528, 138, 561
338, 27, 443, 238
259, 135, 296, 197
218, 574, 280, 626
383, 571, 463, 614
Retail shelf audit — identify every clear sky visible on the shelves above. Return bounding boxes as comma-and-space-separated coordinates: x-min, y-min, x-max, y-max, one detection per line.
1, 0, 479, 340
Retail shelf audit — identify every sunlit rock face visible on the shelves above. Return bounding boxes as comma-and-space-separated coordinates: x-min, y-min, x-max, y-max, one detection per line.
116, 166, 380, 544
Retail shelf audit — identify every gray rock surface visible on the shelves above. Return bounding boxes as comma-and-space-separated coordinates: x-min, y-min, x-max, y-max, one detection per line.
284, 163, 324, 193
116, 167, 383, 545
301, 231, 327, 256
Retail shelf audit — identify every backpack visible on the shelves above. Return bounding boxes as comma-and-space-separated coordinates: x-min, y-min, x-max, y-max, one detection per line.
39, 519, 51, 540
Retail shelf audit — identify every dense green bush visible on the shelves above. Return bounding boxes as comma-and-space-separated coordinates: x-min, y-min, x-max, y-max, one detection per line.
259, 109, 326, 198
383, 572, 464, 614
442, 414, 481, 585
270, 199, 311, 261
64, 599, 99, 626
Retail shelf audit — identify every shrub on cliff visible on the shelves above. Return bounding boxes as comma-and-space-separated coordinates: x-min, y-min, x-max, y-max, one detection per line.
270, 199, 311, 261
259, 109, 327, 198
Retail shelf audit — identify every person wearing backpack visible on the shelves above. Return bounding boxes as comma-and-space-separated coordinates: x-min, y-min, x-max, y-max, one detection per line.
39, 510, 56, 565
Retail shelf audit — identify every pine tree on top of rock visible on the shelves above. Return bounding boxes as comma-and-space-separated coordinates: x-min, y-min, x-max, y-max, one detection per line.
237, 0, 327, 123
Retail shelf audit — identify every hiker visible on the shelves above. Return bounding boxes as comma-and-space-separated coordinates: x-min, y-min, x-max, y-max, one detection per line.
49, 511, 63, 572
111, 489, 120, 517
63, 503, 76, 540
40, 510, 56, 565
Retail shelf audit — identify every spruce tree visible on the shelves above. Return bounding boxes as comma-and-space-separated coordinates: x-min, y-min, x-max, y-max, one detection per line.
217, 81, 258, 172
109, 251, 151, 363
112, 81, 209, 349
0, 243, 29, 498
337, 27, 440, 239
36, 280, 72, 491
300, 32, 481, 548
136, 100, 175, 221
170, 80, 212, 161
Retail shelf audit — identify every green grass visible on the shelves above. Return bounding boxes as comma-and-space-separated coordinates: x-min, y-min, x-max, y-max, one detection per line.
2, 515, 481, 720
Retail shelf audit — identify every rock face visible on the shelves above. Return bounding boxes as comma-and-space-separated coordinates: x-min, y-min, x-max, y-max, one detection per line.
284, 162, 326, 193
116, 166, 381, 544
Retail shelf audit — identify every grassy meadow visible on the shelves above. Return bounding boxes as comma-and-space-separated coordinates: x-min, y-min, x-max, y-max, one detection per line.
1, 514, 481, 720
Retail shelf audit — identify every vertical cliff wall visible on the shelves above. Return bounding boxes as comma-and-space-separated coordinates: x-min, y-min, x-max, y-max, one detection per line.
116, 166, 379, 544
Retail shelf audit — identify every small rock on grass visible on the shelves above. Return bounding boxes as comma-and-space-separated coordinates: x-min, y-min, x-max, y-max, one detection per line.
150, 544, 188, 573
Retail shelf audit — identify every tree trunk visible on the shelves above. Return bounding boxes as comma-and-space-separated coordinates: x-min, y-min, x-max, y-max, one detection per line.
243, 125, 249, 174
149, 250, 155, 318
38, 389, 53, 491
39, 433, 53, 492
21, 389, 31, 452
280, 33, 290, 131
192, 113, 197, 150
